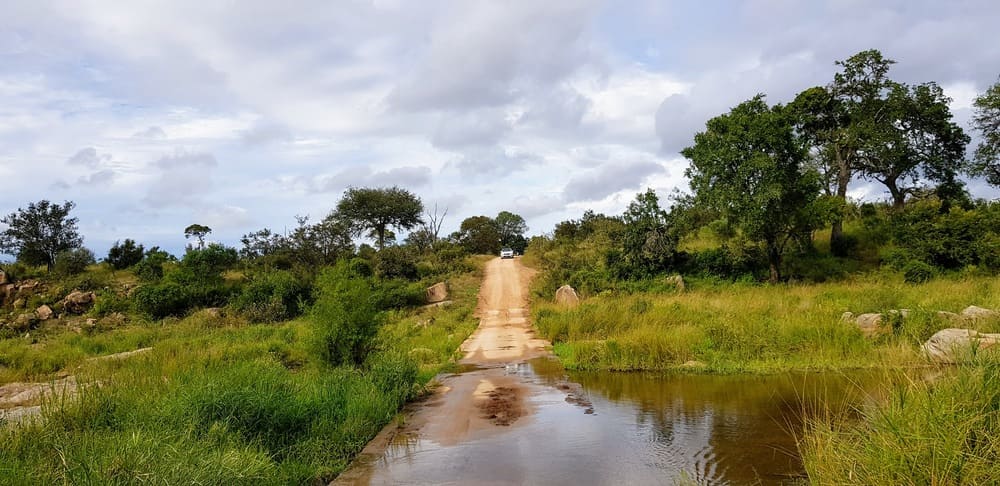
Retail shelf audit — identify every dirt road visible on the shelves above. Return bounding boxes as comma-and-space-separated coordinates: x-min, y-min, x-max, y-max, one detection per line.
334, 257, 584, 484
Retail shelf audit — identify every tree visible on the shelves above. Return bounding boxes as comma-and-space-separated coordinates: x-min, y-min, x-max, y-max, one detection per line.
457, 216, 501, 254
107, 239, 145, 269
857, 81, 969, 208
495, 211, 528, 248
789, 50, 896, 251
682, 95, 822, 282
422, 204, 449, 249
335, 186, 423, 250
0, 200, 83, 271
971, 77, 1000, 186
183, 224, 212, 250
617, 189, 680, 278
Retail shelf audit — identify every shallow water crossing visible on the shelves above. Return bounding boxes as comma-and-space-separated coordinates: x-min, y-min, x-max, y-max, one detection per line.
335, 258, 906, 485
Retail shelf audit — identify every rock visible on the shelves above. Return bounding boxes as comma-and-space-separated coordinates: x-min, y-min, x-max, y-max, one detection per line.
1, 283, 15, 306
665, 275, 686, 292
203, 307, 223, 318
855, 313, 888, 338
85, 318, 98, 327
555, 285, 580, 307
0, 269, 7, 285
15, 280, 40, 299
12, 298, 25, 310
98, 312, 127, 327
840, 311, 855, 322
961, 305, 998, 320
9, 313, 39, 332
35, 305, 53, 320
61, 290, 96, 314
922, 328, 1000, 364
426, 282, 448, 304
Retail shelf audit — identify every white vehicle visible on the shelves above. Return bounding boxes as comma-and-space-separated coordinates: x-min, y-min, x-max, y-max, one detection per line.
500, 248, 514, 259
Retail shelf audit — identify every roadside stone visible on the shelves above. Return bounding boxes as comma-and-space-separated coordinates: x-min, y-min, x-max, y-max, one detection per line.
854, 313, 888, 338
923, 328, 1000, 364
61, 290, 96, 314
961, 305, 998, 320
35, 305, 53, 320
426, 282, 448, 304
665, 275, 686, 292
10, 313, 39, 332
555, 285, 580, 307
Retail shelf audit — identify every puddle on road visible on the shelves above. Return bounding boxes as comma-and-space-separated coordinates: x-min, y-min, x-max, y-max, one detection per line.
345, 358, 912, 485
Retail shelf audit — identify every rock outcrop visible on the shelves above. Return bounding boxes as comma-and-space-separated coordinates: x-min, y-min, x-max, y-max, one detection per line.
555, 285, 580, 307
426, 282, 448, 304
923, 328, 1000, 364
35, 305, 54, 320
961, 305, 998, 320
61, 290, 96, 314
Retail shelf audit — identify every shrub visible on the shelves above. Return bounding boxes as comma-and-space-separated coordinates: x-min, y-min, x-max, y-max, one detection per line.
374, 246, 418, 280
53, 248, 95, 277
231, 271, 310, 323
134, 248, 175, 282
106, 239, 145, 270
131, 282, 189, 319
311, 263, 382, 366
903, 260, 935, 284
371, 279, 426, 309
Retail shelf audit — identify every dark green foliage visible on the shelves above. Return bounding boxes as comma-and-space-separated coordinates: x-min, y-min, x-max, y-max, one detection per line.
373, 245, 418, 280
132, 282, 190, 319
0, 200, 83, 270
183, 224, 212, 250
365, 350, 419, 399
890, 199, 1000, 270
106, 239, 145, 269
370, 279, 426, 309
903, 260, 935, 283
456, 215, 501, 254
334, 186, 423, 250
682, 246, 766, 280
311, 263, 382, 366
495, 211, 528, 249
614, 189, 681, 278
231, 271, 310, 323
972, 77, 1000, 186
134, 247, 175, 282
682, 95, 824, 282
52, 248, 95, 277
348, 257, 373, 278
179, 244, 239, 278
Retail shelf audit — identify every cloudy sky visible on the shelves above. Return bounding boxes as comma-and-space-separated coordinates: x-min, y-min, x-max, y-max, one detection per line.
2, 0, 999, 256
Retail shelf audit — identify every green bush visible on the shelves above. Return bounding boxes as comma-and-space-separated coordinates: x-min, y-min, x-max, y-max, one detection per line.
371, 279, 426, 309
373, 246, 418, 280
134, 248, 174, 282
106, 239, 145, 270
53, 248, 95, 277
903, 260, 935, 283
231, 271, 310, 323
311, 263, 382, 366
131, 282, 189, 319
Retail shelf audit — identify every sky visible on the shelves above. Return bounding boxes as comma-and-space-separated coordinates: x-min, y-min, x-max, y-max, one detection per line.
1, 0, 999, 257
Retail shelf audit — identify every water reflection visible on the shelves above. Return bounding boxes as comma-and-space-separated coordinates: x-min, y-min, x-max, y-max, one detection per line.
356, 358, 916, 485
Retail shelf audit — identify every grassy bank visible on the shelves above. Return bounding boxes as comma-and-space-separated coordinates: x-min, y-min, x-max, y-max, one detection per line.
532, 274, 1000, 373
0, 263, 483, 484
802, 359, 1000, 484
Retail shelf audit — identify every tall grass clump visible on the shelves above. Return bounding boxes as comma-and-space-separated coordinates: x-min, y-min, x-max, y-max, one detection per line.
311, 262, 383, 366
532, 275, 1000, 373
802, 361, 1000, 484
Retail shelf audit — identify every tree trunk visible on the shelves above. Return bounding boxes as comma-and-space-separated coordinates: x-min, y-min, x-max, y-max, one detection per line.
767, 240, 781, 283
830, 150, 851, 254
886, 178, 905, 209
376, 226, 385, 250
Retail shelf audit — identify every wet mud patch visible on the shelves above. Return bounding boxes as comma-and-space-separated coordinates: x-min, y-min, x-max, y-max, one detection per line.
478, 386, 522, 426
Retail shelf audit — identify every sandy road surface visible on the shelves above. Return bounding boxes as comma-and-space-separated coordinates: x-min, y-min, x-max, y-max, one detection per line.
333, 257, 558, 484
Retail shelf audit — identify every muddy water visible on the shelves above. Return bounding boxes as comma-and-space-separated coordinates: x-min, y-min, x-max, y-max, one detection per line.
343, 358, 909, 485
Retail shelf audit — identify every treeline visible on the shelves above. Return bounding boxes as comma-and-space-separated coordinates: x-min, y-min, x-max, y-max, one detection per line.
529, 49, 1000, 292
0, 187, 529, 363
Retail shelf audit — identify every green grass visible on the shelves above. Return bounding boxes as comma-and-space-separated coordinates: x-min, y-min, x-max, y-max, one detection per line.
801, 359, 1000, 484
532, 273, 1000, 373
0, 262, 484, 484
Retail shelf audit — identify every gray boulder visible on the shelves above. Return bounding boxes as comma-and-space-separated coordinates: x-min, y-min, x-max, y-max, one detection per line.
61, 290, 96, 314
961, 305, 998, 320
555, 285, 580, 307
426, 282, 448, 304
35, 305, 54, 320
923, 328, 1000, 364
